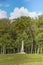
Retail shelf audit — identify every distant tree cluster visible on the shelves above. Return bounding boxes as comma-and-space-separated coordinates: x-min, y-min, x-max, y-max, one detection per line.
0, 16, 43, 54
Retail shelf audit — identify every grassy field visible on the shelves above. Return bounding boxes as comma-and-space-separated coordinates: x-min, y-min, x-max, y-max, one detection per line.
0, 54, 43, 65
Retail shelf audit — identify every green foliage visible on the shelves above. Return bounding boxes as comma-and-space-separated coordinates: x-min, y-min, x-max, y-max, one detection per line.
0, 16, 43, 54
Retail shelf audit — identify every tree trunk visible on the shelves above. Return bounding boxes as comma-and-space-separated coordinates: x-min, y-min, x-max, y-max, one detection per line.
1, 47, 2, 54
37, 45, 40, 54
31, 43, 33, 54
3, 45, 6, 54
18, 48, 19, 53
35, 45, 36, 54
41, 46, 42, 54
7, 49, 10, 54
13, 49, 15, 53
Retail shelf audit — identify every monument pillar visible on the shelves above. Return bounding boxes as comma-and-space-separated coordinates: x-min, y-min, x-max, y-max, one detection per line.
20, 40, 25, 54
21, 40, 24, 52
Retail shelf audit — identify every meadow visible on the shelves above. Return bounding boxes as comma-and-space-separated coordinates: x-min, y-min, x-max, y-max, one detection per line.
0, 54, 43, 65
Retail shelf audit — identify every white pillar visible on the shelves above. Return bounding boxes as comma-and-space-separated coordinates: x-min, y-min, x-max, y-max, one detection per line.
21, 40, 24, 52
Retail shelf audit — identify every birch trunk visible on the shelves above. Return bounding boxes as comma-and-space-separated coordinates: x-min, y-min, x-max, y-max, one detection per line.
41, 46, 42, 54
18, 48, 19, 52
1, 47, 2, 54
3, 45, 6, 54
31, 43, 33, 54
35, 45, 36, 54
13, 49, 15, 53
37, 45, 40, 54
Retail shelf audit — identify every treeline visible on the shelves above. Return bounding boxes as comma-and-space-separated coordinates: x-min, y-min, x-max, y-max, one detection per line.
0, 16, 43, 54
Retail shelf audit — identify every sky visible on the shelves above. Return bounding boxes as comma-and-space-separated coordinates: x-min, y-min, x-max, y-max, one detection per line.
0, 0, 43, 19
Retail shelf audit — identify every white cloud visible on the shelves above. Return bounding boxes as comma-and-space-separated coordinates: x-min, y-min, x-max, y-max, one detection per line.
9, 7, 42, 19
28, 12, 42, 18
0, 9, 7, 19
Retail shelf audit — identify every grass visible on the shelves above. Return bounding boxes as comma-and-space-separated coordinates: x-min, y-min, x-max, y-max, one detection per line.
0, 54, 43, 65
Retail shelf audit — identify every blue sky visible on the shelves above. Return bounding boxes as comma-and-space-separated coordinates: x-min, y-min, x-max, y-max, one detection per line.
0, 0, 43, 19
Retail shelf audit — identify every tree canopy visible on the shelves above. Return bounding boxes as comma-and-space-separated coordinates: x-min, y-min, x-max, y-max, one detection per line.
0, 16, 43, 54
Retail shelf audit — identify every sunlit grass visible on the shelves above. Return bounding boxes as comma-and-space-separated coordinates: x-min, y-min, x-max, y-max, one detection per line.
0, 54, 43, 65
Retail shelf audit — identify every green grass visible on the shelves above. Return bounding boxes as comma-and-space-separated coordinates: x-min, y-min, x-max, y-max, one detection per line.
0, 54, 43, 65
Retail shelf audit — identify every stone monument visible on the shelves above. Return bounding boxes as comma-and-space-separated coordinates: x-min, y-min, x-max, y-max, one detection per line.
20, 40, 25, 54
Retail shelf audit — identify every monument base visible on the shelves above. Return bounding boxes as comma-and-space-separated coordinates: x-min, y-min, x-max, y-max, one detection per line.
20, 52, 26, 54
17, 52, 26, 54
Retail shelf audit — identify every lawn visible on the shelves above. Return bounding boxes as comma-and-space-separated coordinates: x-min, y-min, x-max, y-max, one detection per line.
0, 54, 43, 65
